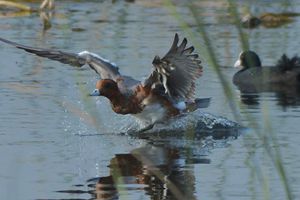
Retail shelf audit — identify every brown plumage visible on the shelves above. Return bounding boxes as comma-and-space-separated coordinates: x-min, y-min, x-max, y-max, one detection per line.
0, 33, 208, 127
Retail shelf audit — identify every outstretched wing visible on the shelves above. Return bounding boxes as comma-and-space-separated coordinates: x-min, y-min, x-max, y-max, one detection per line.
144, 33, 202, 100
0, 37, 121, 80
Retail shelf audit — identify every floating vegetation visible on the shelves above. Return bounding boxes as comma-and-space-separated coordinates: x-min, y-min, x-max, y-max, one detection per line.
0, 0, 54, 12
71, 27, 86, 32
0, 0, 54, 30
0, 1, 32, 11
241, 12, 300, 28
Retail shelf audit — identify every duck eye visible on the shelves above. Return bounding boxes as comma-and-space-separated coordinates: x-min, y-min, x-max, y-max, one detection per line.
105, 83, 111, 89
105, 82, 116, 89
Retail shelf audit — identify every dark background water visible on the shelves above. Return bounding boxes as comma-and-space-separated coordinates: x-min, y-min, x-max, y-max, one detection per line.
0, 0, 300, 199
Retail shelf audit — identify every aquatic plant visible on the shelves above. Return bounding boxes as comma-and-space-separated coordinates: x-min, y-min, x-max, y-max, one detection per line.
0, 0, 54, 30
162, 0, 293, 199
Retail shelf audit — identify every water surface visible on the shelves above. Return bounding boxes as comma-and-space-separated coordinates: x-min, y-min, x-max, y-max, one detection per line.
0, 0, 300, 199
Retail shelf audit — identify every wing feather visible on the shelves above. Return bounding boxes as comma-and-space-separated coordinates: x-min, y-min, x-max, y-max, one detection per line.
145, 33, 203, 100
0, 37, 121, 80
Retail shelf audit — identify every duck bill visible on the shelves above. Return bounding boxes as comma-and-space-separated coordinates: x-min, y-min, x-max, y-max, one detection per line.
90, 89, 101, 96
234, 59, 241, 68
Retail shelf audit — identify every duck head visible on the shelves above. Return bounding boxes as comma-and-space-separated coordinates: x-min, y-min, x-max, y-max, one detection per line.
234, 50, 262, 69
241, 14, 261, 28
90, 79, 120, 99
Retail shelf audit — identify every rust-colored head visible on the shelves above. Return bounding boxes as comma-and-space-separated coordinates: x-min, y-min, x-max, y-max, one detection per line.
90, 79, 119, 98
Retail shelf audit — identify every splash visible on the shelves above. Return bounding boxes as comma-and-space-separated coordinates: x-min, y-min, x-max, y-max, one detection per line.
124, 111, 241, 138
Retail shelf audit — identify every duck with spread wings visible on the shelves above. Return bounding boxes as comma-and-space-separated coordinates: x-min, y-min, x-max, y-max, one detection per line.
0, 34, 209, 130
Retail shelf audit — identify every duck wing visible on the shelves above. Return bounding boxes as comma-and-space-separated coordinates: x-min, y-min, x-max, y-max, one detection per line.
144, 33, 203, 100
0, 37, 122, 81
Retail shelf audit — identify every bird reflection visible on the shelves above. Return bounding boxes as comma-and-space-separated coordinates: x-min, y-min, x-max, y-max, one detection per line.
236, 83, 300, 108
275, 87, 300, 108
89, 145, 200, 200
51, 127, 240, 200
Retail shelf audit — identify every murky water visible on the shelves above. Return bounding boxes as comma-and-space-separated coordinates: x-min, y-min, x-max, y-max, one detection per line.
1, 0, 300, 199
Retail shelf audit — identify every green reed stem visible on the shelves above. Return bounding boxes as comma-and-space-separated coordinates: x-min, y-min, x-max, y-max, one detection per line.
164, 0, 293, 199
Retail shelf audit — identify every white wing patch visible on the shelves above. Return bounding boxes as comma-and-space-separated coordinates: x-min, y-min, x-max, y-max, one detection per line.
132, 103, 166, 125
78, 51, 118, 68
161, 73, 170, 95
173, 101, 186, 111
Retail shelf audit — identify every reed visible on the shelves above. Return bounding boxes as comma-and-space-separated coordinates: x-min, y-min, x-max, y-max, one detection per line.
164, 0, 293, 199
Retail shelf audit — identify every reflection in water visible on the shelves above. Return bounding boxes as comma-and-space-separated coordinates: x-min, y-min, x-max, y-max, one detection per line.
39, 10, 53, 31
275, 88, 300, 107
89, 147, 198, 200
236, 84, 300, 108
51, 128, 241, 200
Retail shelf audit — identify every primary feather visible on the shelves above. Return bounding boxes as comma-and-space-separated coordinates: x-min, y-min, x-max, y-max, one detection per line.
145, 33, 203, 101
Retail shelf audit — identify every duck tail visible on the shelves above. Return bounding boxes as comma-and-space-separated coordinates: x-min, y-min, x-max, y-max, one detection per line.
184, 98, 211, 112
276, 54, 300, 71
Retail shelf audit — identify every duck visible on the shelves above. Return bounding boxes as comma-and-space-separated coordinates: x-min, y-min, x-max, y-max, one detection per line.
233, 50, 300, 87
241, 13, 295, 28
0, 34, 209, 131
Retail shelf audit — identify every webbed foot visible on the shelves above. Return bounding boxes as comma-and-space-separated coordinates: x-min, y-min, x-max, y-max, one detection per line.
138, 124, 155, 133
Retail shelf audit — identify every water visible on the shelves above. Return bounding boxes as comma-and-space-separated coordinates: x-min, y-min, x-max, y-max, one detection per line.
0, 0, 300, 199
